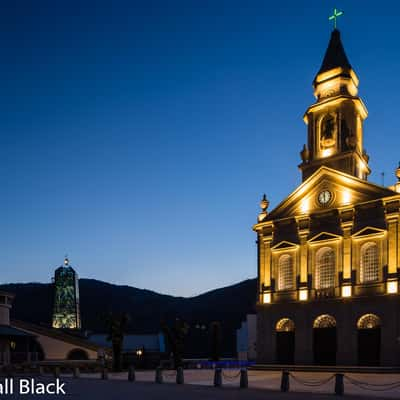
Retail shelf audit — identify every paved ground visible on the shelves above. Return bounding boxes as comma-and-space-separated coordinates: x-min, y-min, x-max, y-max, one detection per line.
7, 378, 371, 400
6, 370, 400, 399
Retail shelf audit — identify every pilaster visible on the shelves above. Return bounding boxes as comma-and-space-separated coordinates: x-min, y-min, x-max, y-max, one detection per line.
339, 207, 355, 281
383, 199, 400, 275
255, 222, 274, 303
295, 216, 310, 285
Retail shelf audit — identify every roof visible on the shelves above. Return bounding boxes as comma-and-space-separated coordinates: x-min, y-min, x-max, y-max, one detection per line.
11, 320, 108, 353
0, 291, 15, 299
0, 324, 34, 337
254, 166, 398, 223
316, 29, 352, 76
89, 333, 164, 352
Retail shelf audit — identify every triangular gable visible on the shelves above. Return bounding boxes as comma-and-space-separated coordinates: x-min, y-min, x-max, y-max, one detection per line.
271, 241, 298, 250
308, 231, 342, 243
352, 226, 386, 238
266, 166, 397, 221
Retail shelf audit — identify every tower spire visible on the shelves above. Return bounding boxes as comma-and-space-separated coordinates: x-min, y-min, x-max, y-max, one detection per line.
299, 29, 370, 182
316, 29, 352, 78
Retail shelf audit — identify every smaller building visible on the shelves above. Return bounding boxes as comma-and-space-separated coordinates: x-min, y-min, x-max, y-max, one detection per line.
52, 257, 81, 330
0, 289, 106, 365
236, 314, 257, 361
0, 291, 38, 365
14, 320, 102, 361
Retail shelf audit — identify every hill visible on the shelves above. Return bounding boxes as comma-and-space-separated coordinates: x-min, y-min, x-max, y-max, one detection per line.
0, 278, 257, 356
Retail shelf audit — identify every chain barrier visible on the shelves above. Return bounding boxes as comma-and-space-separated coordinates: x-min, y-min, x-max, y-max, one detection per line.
163, 370, 177, 378
222, 370, 241, 380
289, 372, 335, 387
119, 366, 400, 395
344, 375, 400, 392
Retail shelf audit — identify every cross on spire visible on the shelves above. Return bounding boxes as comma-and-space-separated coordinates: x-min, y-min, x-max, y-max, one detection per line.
329, 8, 344, 29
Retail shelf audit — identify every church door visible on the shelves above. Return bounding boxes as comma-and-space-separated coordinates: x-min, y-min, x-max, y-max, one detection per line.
275, 318, 295, 364
276, 331, 295, 364
313, 315, 337, 365
357, 314, 381, 366
358, 328, 380, 366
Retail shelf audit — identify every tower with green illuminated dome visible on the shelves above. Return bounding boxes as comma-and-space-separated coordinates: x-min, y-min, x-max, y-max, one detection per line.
52, 257, 81, 330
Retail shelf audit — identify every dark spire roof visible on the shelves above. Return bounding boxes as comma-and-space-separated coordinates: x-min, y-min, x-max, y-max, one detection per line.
317, 29, 352, 75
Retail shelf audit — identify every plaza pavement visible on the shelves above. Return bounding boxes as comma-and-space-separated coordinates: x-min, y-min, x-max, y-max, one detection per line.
8, 369, 400, 399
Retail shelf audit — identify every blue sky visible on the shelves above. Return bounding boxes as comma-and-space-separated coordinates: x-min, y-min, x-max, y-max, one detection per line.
1, 1, 400, 296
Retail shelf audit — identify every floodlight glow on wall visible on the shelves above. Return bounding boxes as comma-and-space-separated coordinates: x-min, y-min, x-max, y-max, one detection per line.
341, 285, 352, 298
387, 280, 398, 294
299, 289, 308, 301
263, 293, 271, 304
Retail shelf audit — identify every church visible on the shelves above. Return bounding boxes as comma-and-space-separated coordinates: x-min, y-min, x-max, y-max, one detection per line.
253, 28, 400, 366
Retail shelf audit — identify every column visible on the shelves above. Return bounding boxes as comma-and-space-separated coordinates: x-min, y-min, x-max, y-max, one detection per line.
261, 237, 272, 289
386, 216, 398, 275
256, 222, 274, 303
339, 207, 354, 281
296, 216, 310, 285
383, 200, 400, 275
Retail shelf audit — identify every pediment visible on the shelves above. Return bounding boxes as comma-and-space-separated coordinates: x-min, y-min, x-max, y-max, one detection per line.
271, 240, 298, 250
352, 226, 386, 238
308, 231, 342, 243
266, 166, 397, 220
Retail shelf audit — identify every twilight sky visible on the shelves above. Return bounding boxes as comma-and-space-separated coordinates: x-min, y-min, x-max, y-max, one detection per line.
1, 1, 400, 296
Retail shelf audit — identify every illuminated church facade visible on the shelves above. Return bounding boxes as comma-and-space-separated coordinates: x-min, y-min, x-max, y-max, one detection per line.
254, 29, 400, 366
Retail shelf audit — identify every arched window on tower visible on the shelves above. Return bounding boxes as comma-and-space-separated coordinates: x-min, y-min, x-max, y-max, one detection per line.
315, 247, 335, 290
320, 114, 337, 150
360, 242, 379, 283
277, 254, 294, 291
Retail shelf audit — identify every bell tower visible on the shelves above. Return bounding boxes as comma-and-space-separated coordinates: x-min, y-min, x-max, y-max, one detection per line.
299, 29, 370, 182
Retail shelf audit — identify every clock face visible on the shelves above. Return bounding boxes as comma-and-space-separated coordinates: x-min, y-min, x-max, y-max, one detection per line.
318, 190, 332, 205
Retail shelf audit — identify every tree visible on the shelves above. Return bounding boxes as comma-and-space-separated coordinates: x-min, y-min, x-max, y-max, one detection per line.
105, 312, 129, 372
161, 318, 189, 369
209, 321, 222, 362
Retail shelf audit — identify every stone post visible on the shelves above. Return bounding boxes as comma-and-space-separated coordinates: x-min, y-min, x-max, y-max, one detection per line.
155, 366, 163, 384
335, 373, 344, 396
128, 365, 135, 382
239, 368, 248, 388
213, 368, 222, 387
176, 367, 184, 384
280, 370, 290, 392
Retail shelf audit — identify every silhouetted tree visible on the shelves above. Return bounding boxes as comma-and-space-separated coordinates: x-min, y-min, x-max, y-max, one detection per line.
161, 318, 189, 368
209, 321, 222, 361
105, 312, 129, 372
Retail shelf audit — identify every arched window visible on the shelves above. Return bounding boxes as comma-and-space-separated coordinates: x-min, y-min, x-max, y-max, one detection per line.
320, 114, 337, 149
360, 242, 379, 283
278, 255, 294, 291
315, 247, 335, 289
276, 318, 295, 332
313, 314, 336, 329
357, 314, 381, 330
67, 348, 89, 360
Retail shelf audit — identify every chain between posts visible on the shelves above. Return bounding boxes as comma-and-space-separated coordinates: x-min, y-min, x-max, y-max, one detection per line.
221, 370, 241, 380
289, 372, 335, 387
163, 370, 177, 378
344, 375, 400, 391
